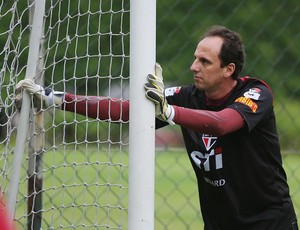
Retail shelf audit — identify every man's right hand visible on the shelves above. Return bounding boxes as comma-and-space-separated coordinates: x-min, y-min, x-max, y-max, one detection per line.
15, 79, 64, 110
144, 63, 175, 125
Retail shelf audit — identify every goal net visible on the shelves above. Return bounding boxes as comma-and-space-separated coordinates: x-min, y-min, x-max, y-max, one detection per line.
0, 0, 131, 229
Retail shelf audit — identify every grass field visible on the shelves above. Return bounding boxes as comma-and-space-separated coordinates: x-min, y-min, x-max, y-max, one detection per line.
1, 147, 299, 229
155, 151, 300, 229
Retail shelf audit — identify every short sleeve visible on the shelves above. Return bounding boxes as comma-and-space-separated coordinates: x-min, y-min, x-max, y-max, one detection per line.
228, 84, 274, 132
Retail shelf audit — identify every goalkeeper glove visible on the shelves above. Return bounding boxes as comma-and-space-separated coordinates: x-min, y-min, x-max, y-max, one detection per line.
15, 79, 64, 110
144, 63, 175, 125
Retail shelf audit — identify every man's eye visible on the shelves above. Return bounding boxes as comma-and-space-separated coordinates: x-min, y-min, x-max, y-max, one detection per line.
201, 59, 209, 65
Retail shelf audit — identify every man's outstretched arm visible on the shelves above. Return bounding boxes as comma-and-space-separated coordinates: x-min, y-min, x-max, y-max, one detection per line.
15, 79, 129, 122
144, 64, 244, 136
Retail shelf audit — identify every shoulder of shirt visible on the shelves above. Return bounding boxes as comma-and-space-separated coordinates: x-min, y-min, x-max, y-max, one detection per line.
238, 76, 273, 94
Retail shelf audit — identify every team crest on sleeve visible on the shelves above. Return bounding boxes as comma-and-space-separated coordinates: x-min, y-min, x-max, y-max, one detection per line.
234, 88, 261, 113
165, 86, 181, 96
243, 88, 261, 100
235, 97, 258, 113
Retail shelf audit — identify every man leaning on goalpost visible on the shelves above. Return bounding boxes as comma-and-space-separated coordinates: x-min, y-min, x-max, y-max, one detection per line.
16, 25, 298, 230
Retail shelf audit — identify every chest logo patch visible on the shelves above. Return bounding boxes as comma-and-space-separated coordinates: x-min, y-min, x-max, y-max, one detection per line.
202, 134, 217, 151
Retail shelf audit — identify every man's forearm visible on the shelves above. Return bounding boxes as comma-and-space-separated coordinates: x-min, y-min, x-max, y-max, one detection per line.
173, 106, 244, 136
63, 93, 129, 122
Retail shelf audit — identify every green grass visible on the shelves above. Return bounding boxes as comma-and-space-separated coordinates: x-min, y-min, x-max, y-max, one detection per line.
275, 99, 300, 149
282, 153, 300, 218
156, 151, 300, 229
1, 148, 299, 229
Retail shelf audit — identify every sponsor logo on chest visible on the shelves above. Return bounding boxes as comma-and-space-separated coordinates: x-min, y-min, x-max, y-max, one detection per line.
190, 134, 225, 187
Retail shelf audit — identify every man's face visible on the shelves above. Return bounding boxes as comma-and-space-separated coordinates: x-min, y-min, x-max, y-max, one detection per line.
190, 36, 226, 93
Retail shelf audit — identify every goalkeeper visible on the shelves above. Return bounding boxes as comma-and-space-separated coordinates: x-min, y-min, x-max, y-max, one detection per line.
16, 25, 298, 230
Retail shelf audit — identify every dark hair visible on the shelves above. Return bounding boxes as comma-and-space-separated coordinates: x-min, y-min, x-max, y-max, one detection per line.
201, 25, 245, 80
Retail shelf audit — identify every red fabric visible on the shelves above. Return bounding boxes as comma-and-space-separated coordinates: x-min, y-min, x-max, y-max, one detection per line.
0, 193, 15, 230
63, 93, 244, 136
173, 106, 244, 136
64, 94, 129, 122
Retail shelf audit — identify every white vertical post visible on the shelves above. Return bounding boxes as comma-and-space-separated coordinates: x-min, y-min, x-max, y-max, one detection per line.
128, 0, 156, 229
7, 0, 46, 222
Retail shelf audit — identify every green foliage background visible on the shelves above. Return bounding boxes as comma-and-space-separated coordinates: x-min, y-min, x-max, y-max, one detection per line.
1, 0, 300, 148
156, 0, 300, 150
0, 1, 300, 229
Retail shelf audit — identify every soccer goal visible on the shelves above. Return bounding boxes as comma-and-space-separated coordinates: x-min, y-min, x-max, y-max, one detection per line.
0, 0, 156, 229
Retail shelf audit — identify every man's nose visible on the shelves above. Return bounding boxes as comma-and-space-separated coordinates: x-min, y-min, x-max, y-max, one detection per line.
190, 60, 198, 72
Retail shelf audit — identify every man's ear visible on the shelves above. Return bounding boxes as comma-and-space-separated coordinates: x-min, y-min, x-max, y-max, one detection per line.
223, 63, 235, 78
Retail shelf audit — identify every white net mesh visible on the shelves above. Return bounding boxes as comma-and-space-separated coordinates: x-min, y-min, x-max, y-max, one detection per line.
0, 1, 130, 229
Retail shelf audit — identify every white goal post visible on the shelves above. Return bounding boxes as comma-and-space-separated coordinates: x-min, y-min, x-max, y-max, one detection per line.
0, 0, 156, 229
129, 0, 156, 229
7, 1, 46, 225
